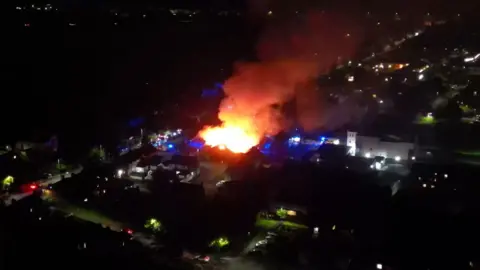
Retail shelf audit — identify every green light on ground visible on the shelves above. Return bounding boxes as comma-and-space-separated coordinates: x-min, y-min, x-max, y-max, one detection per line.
276, 208, 288, 219
456, 150, 480, 157
145, 218, 162, 232
460, 105, 472, 113
19, 151, 29, 161
2, 175, 14, 190
209, 237, 230, 248
256, 219, 308, 230
417, 113, 436, 125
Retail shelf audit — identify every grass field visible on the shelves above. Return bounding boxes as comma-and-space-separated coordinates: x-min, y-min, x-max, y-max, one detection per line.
456, 150, 480, 157
60, 204, 124, 231
43, 190, 124, 231
255, 218, 308, 230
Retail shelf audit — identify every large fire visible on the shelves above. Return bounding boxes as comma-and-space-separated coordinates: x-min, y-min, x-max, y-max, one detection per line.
197, 11, 359, 154
198, 124, 260, 154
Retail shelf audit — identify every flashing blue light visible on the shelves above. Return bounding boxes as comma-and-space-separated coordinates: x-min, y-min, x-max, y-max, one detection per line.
189, 140, 204, 149
202, 83, 223, 98
167, 144, 174, 149
320, 137, 326, 141
128, 117, 144, 128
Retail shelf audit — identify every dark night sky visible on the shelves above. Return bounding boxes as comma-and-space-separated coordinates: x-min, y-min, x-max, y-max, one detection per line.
3, 0, 479, 153
13, 0, 479, 12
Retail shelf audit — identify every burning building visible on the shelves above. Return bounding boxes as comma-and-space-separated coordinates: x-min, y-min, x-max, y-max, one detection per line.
197, 11, 361, 153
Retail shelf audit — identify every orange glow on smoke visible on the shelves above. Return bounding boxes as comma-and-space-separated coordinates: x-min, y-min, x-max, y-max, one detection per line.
199, 124, 260, 153
198, 11, 360, 154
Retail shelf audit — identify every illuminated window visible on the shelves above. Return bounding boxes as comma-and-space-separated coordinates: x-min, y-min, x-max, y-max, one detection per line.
287, 210, 297, 216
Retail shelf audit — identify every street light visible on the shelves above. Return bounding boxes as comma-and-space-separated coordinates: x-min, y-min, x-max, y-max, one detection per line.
117, 169, 124, 178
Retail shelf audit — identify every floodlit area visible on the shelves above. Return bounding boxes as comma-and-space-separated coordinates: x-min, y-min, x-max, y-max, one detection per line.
255, 219, 308, 230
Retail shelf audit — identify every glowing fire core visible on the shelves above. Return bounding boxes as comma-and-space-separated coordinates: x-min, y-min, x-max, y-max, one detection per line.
199, 124, 260, 153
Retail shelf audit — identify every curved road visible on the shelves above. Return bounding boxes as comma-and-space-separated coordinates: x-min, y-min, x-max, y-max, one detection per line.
3, 165, 83, 205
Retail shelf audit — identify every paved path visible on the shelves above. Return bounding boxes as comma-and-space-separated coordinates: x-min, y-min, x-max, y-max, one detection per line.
3, 165, 83, 206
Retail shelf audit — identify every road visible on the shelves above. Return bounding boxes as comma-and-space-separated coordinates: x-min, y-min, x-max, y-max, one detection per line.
241, 231, 267, 255
3, 165, 83, 205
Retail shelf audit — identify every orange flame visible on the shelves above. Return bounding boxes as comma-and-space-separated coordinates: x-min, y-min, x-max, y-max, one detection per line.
198, 11, 360, 154
199, 124, 260, 153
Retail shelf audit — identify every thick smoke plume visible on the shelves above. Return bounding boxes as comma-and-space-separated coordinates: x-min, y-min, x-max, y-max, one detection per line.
218, 60, 318, 137
207, 11, 360, 145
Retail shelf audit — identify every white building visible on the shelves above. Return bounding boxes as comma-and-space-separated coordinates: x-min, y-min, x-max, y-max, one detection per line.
356, 136, 414, 161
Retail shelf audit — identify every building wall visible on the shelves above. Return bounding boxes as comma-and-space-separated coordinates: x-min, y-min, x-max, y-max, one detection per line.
15, 141, 39, 151
356, 136, 414, 160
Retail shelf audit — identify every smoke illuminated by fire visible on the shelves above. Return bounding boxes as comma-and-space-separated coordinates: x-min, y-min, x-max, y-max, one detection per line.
198, 11, 360, 153
199, 60, 318, 153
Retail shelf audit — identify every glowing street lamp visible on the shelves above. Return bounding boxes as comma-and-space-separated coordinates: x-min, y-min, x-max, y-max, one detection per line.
117, 169, 124, 178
